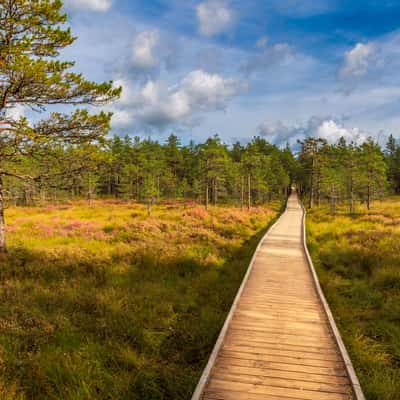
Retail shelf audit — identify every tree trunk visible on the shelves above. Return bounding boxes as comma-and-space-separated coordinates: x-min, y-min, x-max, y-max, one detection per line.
108, 174, 112, 196
88, 173, 93, 206
240, 176, 244, 210
0, 175, 7, 253
247, 174, 251, 211
330, 185, 336, 216
205, 179, 209, 210
309, 156, 315, 208
40, 188, 46, 206
39, 176, 46, 206
213, 178, 217, 206
147, 197, 153, 216
129, 179, 133, 200
136, 172, 140, 201
156, 176, 160, 203
349, 181, 354, 214
367, 183, 371, 210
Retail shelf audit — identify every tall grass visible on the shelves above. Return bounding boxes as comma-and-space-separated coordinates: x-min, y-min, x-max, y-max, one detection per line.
0, 200, 280, 399
307, 197, 400, 400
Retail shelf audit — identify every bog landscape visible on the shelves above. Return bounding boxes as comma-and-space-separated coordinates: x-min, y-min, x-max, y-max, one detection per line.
0, 1, 399, 400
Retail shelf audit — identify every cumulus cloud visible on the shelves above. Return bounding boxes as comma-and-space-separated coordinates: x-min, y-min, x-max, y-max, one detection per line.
120, 29, 180, 79
258, 120, 296, 144
196, 0, 236, 37
339, 42, 375, 79
258, 116, 368, 145
110, 70, 244, 131
63, 0, 112, 12
131, 30, 160, 70
316, 119, 367, 143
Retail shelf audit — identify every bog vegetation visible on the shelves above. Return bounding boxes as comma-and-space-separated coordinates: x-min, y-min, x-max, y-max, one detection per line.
1, 1, 400, 399
0, 200, 280, 399
307, 198, 400, 400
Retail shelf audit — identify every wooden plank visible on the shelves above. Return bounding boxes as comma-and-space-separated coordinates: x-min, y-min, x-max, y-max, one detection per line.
222, 342, 341, 361
229, 321, 331, 338
232, 314, 329, 328
213, 362, 350, 385
235, 308, 327, 321
208, 379, 352, 400
212, 371, 351, 394
220, 348, 343, 368
225, 333, 337, 353
235, 309, 327, 323
217, 355, 348, 377
204, 389, 300, 400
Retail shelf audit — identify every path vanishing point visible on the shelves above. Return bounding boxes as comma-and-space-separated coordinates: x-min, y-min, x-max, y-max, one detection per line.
192, 193, 365, 400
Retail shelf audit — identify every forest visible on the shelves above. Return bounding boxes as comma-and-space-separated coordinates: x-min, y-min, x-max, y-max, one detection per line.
2, 131, 400, 218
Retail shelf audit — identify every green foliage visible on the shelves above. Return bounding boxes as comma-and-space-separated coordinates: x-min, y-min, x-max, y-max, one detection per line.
4, 134, 292, 208
307, 198, 400, 400
386, 134, 400, 194
298, 136, 388, 211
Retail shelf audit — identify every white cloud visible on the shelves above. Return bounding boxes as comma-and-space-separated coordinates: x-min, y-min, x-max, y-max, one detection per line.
316, 119, 367, 143
112, 79, 133, 105
110, 70, 244, 130
259, 116, 368, 145
110, 109, 133, 127
181, 69, 243, 108
131, 30, 160, 70
196, 0, 236, 37
339, 42, 375, 79
63, 0, 112, 12
125, 29, 179, 77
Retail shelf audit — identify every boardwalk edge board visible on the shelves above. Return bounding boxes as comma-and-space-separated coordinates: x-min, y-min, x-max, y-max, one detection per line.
191, 204, 288, 400
301, 203, 366, 400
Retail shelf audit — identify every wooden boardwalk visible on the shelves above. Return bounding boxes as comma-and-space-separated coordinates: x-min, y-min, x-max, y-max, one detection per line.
192, 193, 365, 400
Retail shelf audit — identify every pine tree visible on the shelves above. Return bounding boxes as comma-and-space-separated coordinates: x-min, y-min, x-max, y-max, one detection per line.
298, 138, 327, 208
198, 136, 229, 209
359, 138, 387, 210
0, 0, 121, 251
386, 134, 400, 193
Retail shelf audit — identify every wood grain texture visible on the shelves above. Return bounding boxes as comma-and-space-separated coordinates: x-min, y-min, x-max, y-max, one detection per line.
194, 194, 357, 400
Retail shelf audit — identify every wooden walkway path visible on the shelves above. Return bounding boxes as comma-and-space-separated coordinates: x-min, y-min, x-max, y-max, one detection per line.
192, 193, 365, 400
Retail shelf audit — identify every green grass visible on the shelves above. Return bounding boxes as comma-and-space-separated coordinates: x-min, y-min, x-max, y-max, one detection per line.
0, 199, 280, 399
306, 197, 400, 400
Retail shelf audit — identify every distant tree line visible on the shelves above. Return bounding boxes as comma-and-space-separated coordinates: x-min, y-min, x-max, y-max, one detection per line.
4, 133, 400, 216
2, 134, 295, 211
296, 135, 400, 213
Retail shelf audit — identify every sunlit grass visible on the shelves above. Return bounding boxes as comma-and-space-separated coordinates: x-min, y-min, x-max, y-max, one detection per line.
307, 197, 400, 400
0, 199, 280, 399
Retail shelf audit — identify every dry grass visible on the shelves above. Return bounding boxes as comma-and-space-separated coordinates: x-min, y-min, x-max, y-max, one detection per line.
0, 199, 280, 399
307, 197, 400, 400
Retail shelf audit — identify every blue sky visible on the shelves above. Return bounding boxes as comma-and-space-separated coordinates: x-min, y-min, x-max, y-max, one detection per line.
60, 0, 400, 145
